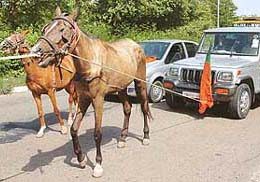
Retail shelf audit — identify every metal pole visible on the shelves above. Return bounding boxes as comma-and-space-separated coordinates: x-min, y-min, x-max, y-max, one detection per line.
217, 0, 220, 27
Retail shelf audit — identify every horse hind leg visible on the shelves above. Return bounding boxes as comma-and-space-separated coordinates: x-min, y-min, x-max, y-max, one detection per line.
48, 89, 67, 135
67, 93, 74, 126
134, 79, 152, 145
117, 89, 132, 148
70, 96, 91, 168
65, 82, 78, 126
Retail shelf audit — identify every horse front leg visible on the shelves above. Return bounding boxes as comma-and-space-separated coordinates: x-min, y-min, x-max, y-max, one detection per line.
92, 95, 105, 178
71, 96, 91, 168
48, 89, 67, 134
117, 89, 132, 148
32, 92, 47, 138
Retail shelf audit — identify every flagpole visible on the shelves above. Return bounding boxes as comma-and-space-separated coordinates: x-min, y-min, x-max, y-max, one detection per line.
217, 0, 220, 27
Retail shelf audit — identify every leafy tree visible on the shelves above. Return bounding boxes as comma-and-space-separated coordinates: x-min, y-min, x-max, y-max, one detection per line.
0, 0, 238, 77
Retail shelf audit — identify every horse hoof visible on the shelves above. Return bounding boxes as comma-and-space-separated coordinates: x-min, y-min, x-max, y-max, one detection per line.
79, 155, 87, 168
92, 163, 103, 178
142, 138, 150, 146
117, 141, 127, 148
60, 126, 67, 135
36, 126, 46, 138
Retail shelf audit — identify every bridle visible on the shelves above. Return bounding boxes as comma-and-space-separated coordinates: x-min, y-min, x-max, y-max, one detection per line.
39, 15, 80, 66
3, 35, 25, 52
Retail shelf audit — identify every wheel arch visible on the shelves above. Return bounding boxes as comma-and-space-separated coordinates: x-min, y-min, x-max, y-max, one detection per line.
239, 77, 255, 103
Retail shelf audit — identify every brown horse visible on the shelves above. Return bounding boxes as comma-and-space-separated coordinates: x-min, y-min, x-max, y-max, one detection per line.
31, 7, 152, 177
0, 31, 78, 137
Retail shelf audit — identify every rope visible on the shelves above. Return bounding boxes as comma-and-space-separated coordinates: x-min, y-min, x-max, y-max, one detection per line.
0, 54, 39, 61
66, 52, 201, 103
0, 53, 201, 102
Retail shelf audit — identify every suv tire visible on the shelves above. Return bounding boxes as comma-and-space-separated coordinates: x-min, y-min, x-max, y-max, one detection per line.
228, 83, 252, 119
165, 92, 185, 109
149, 80, 164, 103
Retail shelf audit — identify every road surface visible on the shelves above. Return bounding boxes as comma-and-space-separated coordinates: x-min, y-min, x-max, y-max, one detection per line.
1, 91, 260, 182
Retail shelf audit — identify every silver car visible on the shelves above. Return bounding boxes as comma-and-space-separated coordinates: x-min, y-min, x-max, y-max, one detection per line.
127, 40, 198, 102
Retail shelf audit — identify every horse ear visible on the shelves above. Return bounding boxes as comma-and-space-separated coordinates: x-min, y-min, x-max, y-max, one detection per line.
21, 30, 30, 37
55, 6, 62, 16
70, 7, 80, 21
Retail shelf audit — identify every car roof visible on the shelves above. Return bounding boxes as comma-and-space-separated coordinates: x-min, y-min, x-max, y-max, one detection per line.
205, 27, 260, 33
140, 39, 198, 44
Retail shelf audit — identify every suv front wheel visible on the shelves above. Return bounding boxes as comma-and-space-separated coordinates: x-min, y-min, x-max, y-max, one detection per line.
228, 83, 252, 119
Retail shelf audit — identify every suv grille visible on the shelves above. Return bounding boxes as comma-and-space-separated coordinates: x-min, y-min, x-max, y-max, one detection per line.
181, 68, 215, 85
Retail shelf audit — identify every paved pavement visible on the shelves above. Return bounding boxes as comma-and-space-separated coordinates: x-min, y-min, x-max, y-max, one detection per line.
1, 91, 260, 182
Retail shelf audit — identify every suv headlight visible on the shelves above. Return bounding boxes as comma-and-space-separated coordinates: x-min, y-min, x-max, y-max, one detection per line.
169, 68, 179, 77
217, 72, 233, 82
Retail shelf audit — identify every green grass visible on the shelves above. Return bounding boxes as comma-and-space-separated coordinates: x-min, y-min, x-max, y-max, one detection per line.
0, 75, 26, 94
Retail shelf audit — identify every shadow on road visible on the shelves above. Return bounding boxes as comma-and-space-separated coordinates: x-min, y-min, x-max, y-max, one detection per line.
21, 126, 141, 173
151, 101, 230, 119
0, 112, 69, 145
0, 102, 118, 145
106, 95, 231, 119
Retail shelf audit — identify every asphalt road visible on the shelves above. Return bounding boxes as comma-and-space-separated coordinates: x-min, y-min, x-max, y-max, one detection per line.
1, 91, 260, 182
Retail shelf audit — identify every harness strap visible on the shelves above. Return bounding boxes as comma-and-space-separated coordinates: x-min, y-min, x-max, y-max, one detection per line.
53, 17, 75, 29
52, 64, 57, 88
39, 36, 58, 53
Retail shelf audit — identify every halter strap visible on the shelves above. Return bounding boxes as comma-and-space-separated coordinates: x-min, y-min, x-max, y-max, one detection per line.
40, 16, 79, 56
5, 37, 25, 49
39, 36, 59, 53
53, 17, 75, 29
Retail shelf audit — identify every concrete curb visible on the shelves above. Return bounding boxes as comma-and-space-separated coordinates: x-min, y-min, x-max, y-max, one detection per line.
12, 86, 28, 93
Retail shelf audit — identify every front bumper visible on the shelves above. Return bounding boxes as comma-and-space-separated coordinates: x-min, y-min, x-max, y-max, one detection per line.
163, 79, 237, 102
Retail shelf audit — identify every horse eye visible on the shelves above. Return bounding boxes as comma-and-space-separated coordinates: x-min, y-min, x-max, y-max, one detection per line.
60, 28, 65, 32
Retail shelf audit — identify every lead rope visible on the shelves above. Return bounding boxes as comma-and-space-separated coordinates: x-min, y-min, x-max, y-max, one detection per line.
66, 52, 201, 103
0, 53, 201, 102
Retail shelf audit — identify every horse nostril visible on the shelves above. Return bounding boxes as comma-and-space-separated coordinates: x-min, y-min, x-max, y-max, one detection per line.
37, 47, 42, 53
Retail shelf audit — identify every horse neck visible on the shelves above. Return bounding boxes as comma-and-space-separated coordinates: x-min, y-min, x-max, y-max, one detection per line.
18, 45, 42, 76
73, 31, 94, 59
72, 31, 95, 74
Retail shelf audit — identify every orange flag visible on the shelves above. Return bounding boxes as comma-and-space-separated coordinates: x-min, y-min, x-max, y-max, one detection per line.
199, 47, 214, 114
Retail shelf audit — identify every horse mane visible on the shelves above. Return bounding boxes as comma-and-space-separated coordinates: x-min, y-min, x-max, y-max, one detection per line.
81, 30, 99, 40
81, 30, 118, 54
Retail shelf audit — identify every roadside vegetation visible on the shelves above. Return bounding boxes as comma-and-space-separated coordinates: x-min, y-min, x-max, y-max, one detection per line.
0, 0, 237, 94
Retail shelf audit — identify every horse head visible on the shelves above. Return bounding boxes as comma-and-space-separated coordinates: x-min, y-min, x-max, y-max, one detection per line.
31, 6, 80, 68
0, 30, 29, 54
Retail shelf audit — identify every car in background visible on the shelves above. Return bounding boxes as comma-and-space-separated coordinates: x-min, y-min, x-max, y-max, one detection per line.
127, 40, 198, 102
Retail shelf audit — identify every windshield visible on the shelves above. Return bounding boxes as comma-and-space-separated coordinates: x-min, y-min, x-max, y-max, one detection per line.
140, 42, 170, 60
198, 32, 260, 56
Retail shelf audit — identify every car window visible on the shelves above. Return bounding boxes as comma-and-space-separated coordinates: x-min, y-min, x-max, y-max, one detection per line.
139, 42, 170, 60
185, 42, 197, 57
198, 32, 260, 56
165, 43, 185, 64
